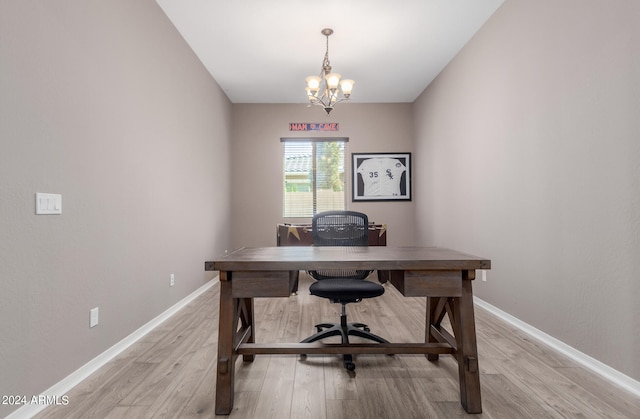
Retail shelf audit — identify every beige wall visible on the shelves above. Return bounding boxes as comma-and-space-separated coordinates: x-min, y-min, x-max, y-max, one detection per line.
230, 103, 415, 249
0, 1, 232, 416
413, 0, 640, 381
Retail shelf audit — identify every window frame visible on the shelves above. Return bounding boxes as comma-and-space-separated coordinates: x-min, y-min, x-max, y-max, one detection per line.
281, 137, 349, 219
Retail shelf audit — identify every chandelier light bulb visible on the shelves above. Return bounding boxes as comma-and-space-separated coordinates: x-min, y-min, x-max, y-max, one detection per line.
306, 76, 321, 90
305, 88, 316, 100
326, 73, 341, 89
340, 79, 354, 96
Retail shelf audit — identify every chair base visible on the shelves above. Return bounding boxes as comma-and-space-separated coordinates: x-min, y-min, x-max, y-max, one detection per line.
300, 314, 389, 371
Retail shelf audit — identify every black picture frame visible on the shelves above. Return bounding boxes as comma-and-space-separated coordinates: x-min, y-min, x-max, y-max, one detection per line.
352, 152, 411, 201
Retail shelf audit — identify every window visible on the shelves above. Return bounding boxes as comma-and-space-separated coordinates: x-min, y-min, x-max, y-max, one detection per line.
282, 137, 348, 218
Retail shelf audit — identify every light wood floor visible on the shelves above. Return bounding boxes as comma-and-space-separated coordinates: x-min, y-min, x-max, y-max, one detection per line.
36, 273, 640, 419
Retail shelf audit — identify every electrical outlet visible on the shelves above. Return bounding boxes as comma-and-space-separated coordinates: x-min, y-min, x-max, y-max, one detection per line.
170, 273, 175, 287
90, 307, 99, 327
481, 270, 487, 282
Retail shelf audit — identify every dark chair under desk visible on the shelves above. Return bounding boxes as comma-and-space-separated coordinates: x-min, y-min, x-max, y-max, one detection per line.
301, 210, 389, 371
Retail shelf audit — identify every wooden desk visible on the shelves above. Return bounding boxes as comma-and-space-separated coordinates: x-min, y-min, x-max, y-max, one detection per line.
205, 246, 491, 415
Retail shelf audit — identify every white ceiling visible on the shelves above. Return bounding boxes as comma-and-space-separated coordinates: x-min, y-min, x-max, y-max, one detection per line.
155, 0, 504, 104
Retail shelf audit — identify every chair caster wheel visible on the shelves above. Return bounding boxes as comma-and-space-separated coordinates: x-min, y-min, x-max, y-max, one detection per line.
345, 362, 356, 371
364, 327, 370, 332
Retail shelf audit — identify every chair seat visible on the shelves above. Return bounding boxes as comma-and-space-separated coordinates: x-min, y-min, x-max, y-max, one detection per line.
309, 278, 384, 302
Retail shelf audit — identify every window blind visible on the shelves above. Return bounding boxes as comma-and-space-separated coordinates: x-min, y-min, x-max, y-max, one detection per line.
282, 138, 348, 218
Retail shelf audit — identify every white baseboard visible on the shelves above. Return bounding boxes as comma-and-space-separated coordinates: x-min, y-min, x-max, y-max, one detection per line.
474, 297, 640, 397
6, 277, 218, 419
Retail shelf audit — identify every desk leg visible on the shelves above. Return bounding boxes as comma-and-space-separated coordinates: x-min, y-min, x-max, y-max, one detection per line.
215, 272, 236, 415
377, 270, 390, 284
290, 270, 299, 294
240, 296, 255, 362
453, 272, 482, 413
425, 296, 444, 361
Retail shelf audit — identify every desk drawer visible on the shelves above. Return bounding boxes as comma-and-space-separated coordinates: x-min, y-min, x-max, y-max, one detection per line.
231, 271, 295, 298
390, 270, 462, 297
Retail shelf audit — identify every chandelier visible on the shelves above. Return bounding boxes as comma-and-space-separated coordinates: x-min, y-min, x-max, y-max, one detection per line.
305, 28, 354, 115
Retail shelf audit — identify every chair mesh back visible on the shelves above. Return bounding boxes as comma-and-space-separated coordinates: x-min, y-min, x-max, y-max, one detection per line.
309, 211, 371, 280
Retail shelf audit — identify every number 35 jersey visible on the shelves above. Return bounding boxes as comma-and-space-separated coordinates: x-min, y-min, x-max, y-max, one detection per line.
357, 158, 406, 196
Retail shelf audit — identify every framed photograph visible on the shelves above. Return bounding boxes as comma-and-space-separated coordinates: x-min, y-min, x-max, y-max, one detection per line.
352, 152, 411, 201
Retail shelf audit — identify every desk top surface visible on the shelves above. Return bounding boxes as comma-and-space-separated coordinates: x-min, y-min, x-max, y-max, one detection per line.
206, 246, 490, 272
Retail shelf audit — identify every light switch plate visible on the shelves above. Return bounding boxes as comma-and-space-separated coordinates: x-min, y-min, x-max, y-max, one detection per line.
90, 307, 99, 328
36, 193, 62, 215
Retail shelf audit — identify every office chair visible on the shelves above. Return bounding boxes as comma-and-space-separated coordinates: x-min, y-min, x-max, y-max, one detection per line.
301, 210, 388, 371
